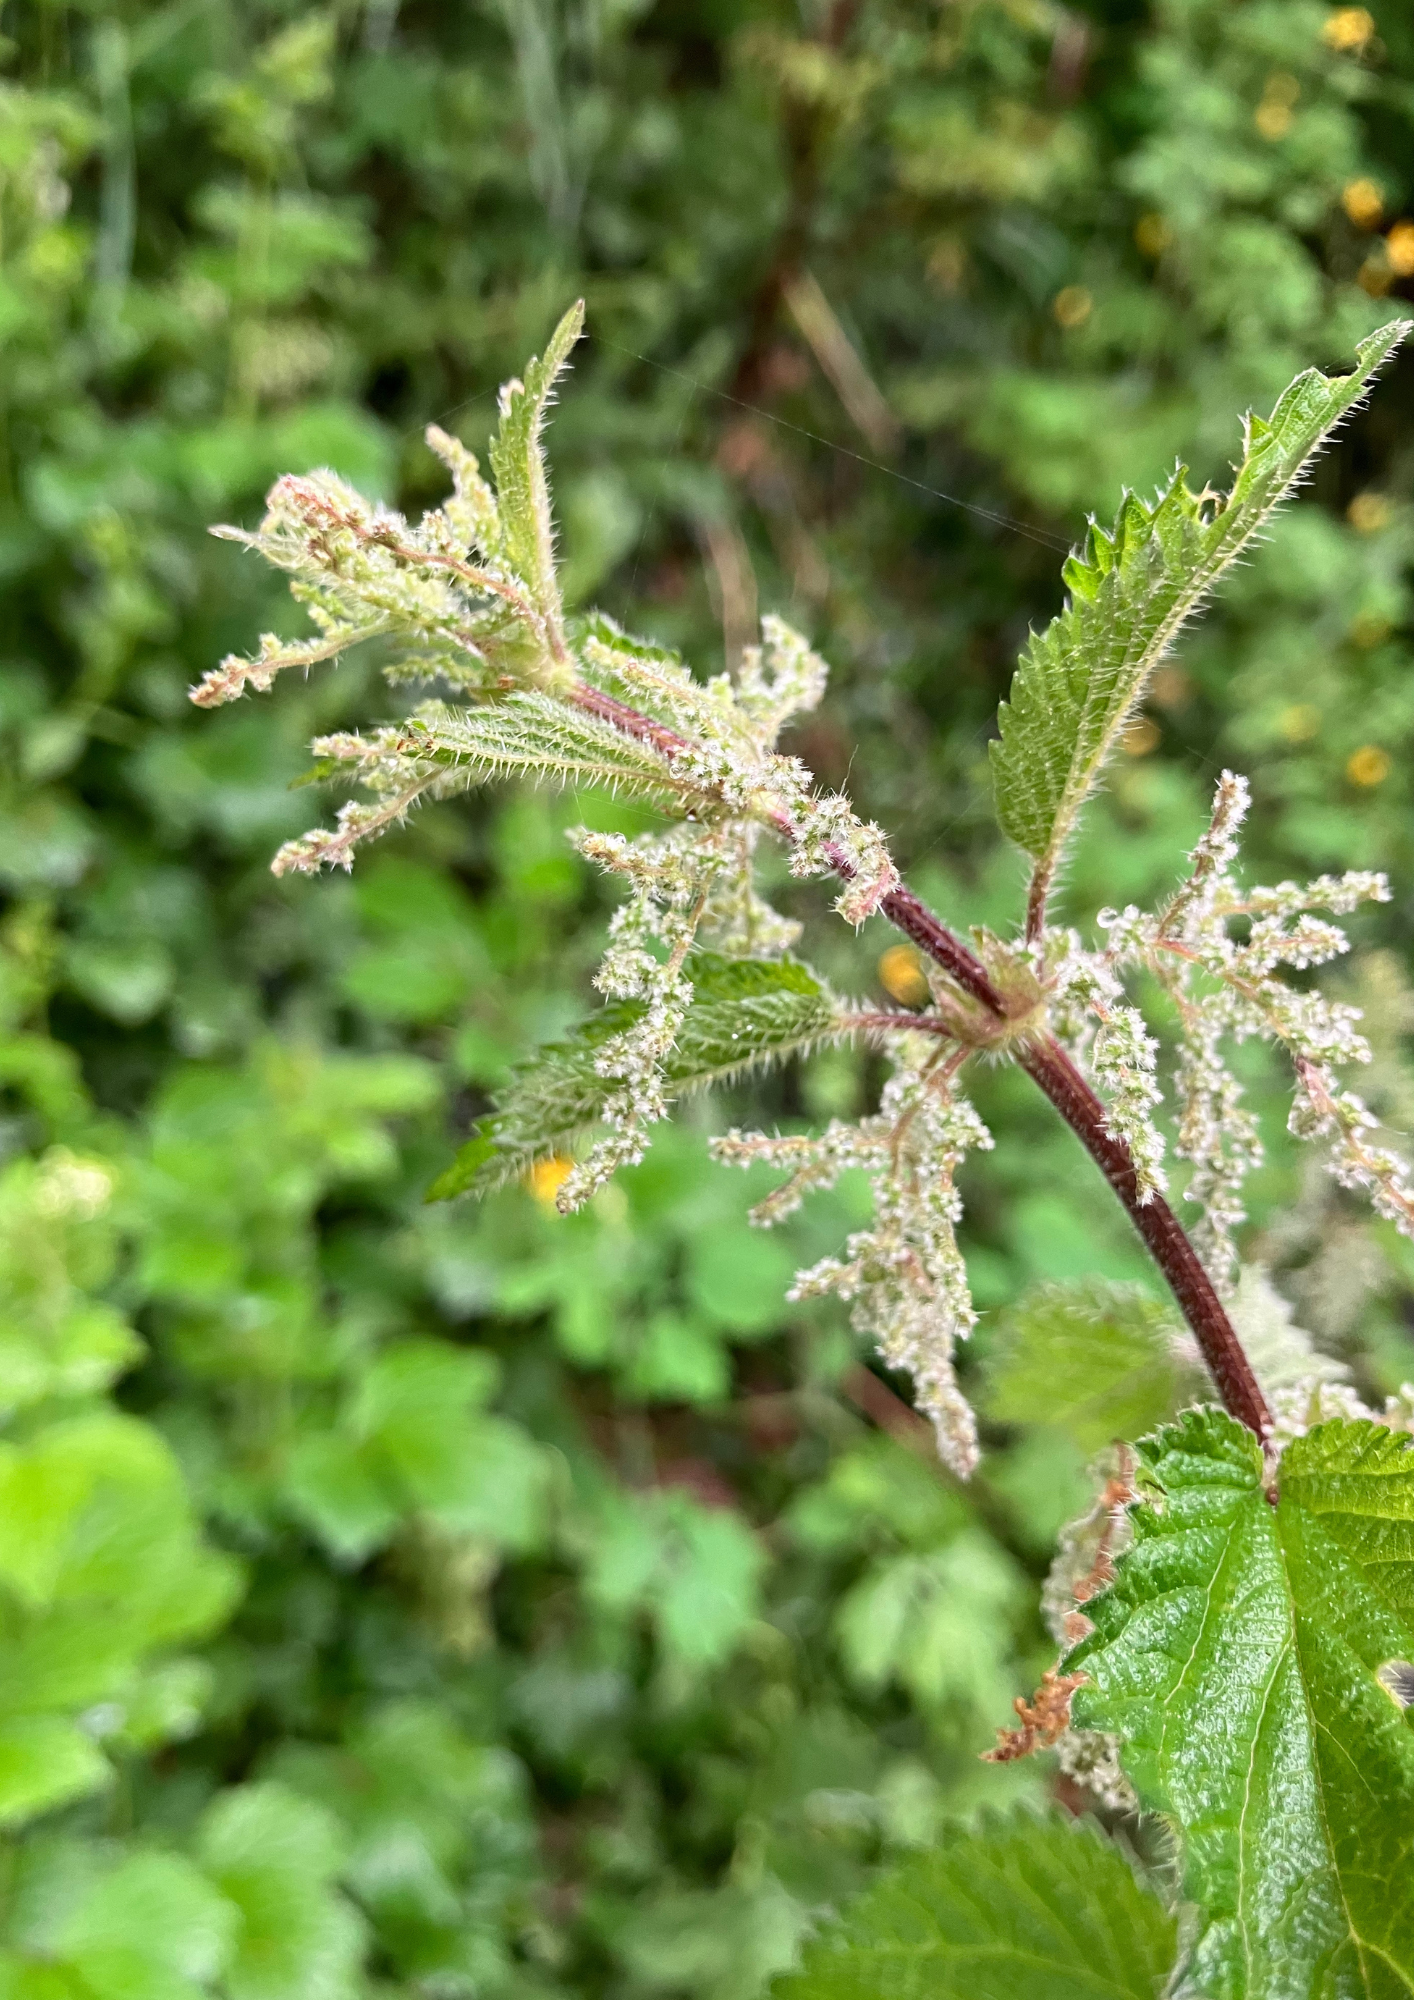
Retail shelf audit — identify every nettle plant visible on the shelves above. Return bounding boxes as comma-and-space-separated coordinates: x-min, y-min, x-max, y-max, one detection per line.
196, 305, 1414, 1998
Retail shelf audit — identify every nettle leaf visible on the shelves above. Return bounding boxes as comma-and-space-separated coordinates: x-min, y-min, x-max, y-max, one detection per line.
984, 1279, 1187, 1456
990, 321, 1408, 928
1070, 1410, 1414, 1999
773, 1809, 1176, 2000
487, 299, 584, 642
407, 692, 687, 804
428, 953, 842, 1200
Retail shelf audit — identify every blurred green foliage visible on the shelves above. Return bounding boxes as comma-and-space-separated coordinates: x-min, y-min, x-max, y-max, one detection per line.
1, 0, 1413, 1994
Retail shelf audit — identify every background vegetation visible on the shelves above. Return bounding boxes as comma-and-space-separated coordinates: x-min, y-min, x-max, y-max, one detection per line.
2, 1, 1414, 1995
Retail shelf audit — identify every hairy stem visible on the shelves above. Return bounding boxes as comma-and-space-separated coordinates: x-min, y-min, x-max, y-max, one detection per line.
568, 679, 1273, 1436
874, 879, 1008, 1014
868, 884, 1269, 1433
875, 878, 1269, 1432
1017, 1040, 1271, 1435
568, 681, 696, 766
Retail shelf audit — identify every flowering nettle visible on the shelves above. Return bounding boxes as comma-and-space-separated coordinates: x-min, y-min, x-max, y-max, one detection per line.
194, 303, 1414, 1488
198, 311, 1414, 1985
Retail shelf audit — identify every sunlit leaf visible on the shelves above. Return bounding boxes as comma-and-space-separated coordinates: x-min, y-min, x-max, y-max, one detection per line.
1071, 1410, 1414, 1998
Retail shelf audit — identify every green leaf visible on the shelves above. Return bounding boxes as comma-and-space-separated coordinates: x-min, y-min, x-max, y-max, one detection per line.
990, 321, 1409, 925
0, 1413, 241, 1638
284, 1432, 400, 1565
1070, 1411, 1414, 1999
0, 1717, 111, 1828
112, 1657, 215, 1752
428, 953, 842, 1199
341, 857, 488, 1025
581, 1487, 766, 1671
0, 1300, 142, 1411
0, 1957, 79, 2000
0, 1411, 241, 1791
406, 691, 687, 804
487, 300, 584, 644
983, 1280, 1185, 1455
55, 1852, 239, 2000
199, 1783, 365, 2000
350, 1338, 500, 1437
834, 1533, 1023, 1712
772, 1810, 1176, 1999
685, 1224, 797, 1335
624, 1311, 731, 1405
305, 1340, 553, 1554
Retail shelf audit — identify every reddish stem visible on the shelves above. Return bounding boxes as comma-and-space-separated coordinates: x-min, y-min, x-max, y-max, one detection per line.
876, 880, 1007, 1014
572, 681, 692, 765
864, 884, 1269, 1433
568, 679, 1273, 1437
1017, 1039, 1271, 1435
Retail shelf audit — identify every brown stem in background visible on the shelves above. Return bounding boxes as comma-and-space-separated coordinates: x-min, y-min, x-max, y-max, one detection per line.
566, 680, 1274, 1438
728, 0, 862, 406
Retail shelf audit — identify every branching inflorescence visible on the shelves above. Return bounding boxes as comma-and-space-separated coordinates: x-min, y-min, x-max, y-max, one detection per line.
195, 302, 1413, 1482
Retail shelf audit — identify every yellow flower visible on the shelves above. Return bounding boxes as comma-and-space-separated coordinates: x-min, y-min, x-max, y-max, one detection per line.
1342, 178, 1383, 229
877, 946, 930, 1008
1346, 745, 1391, 787
1322, 6, 1375, 51
1053, 285, 1092, 329
527, 1155, 574, 1206
1347, 491, 1392, 533
1386, 221, 1414, 276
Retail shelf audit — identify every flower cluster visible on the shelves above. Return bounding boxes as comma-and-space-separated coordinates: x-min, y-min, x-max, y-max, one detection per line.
1050, 945, 1167, 1200
1057, 771, 1408, 1290
193, 444, 563, 712
581, 613, 899, 925
713, 1048, 993, 1476
553, 824, 719, 1211
193, 310, 1414, 1500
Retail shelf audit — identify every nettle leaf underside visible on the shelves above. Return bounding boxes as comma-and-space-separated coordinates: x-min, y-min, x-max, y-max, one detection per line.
772, 1809, 1176, 2000
429, 954, 841, 1200
410, 693, 689, 804
990, 321, 1408, 923
1070, 1410, 1414, 1999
